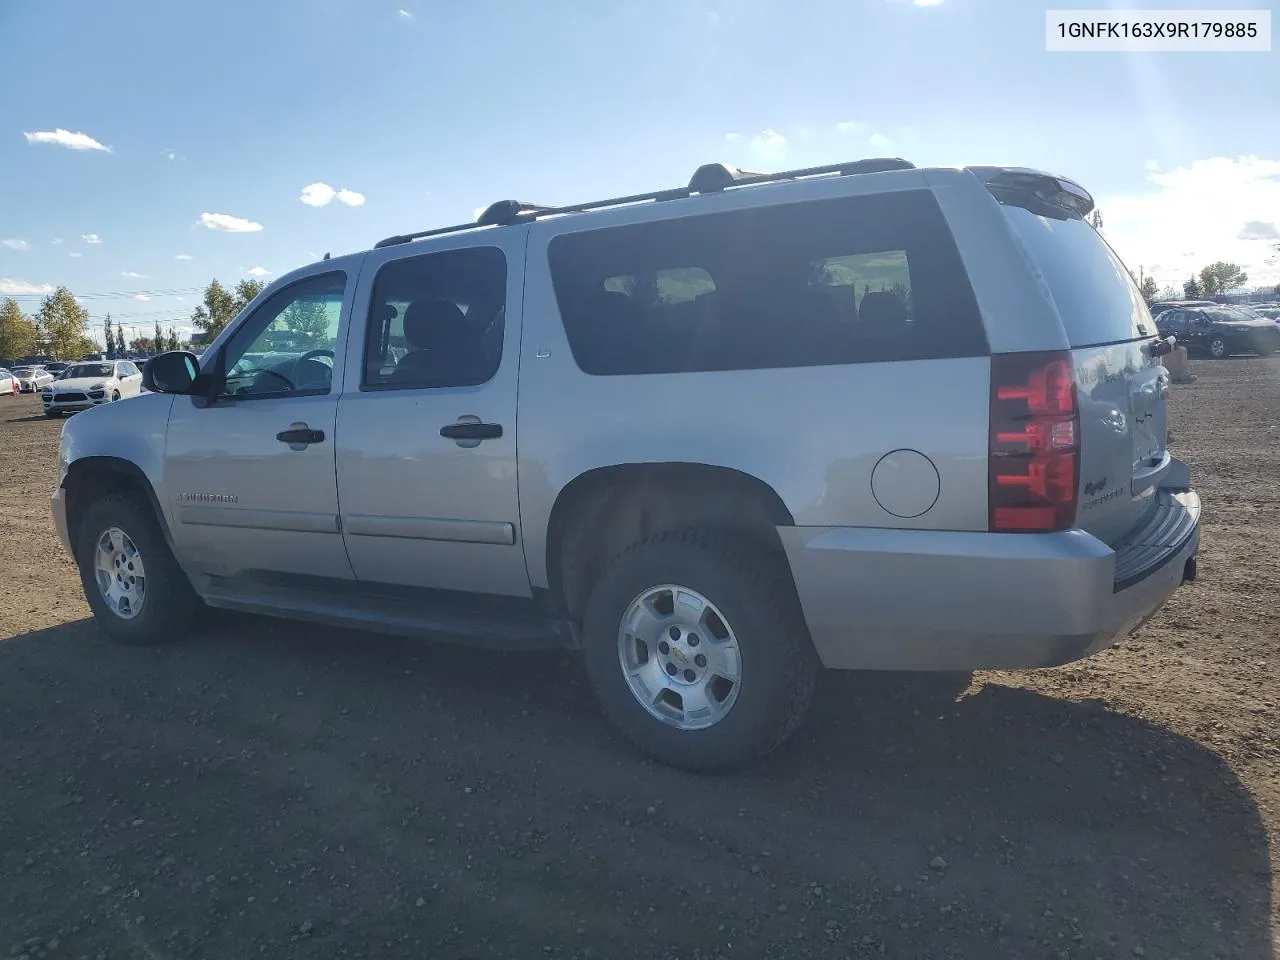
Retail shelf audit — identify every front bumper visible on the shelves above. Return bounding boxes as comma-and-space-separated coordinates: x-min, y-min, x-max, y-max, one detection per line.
780, 486, 1200, 672
51, 484, 72, 557
43, 393, 110, 412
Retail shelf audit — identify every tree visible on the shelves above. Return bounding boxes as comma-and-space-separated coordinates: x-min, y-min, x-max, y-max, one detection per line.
37, 286, 92, 359
285, 298, 334, 348
0, 298, 39, 360
104, 315, 116, 357
116, 322, 124, 354
234, 279, 265, 313
167, 328, 181, 351
1088, 209, 1104, 230
154, 321, 165, 352
191, 278, 266, 340
1158, 284, 1180, 301
1198, 262, 1248, 298
129, 336, 155, 354
1138, 275, 1159, 302
1184, 274, 1202, 298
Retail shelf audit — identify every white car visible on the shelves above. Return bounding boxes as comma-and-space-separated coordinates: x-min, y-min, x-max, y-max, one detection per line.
0, 368, 17, 396
12, 366, 56, 393
41, 360, 144, 417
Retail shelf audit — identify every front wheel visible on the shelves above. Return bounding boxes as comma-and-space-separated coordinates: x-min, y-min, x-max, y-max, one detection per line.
43, 410, 60, 418
1208, 337, 1229, 358
75, 493, 201, 645
110, 390, 121, 401
581, 529, 818, 771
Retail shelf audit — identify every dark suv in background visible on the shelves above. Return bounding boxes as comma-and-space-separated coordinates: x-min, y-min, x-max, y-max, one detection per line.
1153, 304, 1280, 358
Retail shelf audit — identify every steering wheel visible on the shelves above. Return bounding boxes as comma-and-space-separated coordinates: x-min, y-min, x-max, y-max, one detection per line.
292, 348, 335, 390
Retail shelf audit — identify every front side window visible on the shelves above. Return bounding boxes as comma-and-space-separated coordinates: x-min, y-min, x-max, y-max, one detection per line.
219, 272, 346, 399
362, 247, 506, 391
548, 189, 986, 376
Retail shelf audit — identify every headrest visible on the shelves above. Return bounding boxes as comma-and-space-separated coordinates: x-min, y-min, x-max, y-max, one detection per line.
858, 291, 908, 331
402, 299, 466, 349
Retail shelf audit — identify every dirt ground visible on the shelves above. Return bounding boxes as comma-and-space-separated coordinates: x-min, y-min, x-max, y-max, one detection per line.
0, 359, 1276, 960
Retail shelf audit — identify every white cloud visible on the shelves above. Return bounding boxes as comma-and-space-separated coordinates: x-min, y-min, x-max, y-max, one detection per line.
69, 252, 82, 258
836, 121, 869, 135
199, 212, 263, 233
1098, 156, 1280, 289
176, 296, 185, 302
134, 294, 151, 301
299, 181, 366, 207
2, 239, 31, 252
749, 129, 787, 162
81, 233, 103, 244
50, 237, 64, 245
122, 271, 148, 278
23, 128, 111, 152
398, 8, 413, 17
913, 0, 944, 6
869, 132, 892, 150
162, 149, 183, 161
247, 266, 272, 277
1238, 220, 1279, 241
724, 132, 743, 144
175, 253, 194, 260
1145, 159, 1161, 172
0, 279, 54, 295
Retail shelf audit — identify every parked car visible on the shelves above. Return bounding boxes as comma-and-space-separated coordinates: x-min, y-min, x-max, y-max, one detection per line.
41, 360, 145, 417
12, 365, 56, 393
1153, 304, 1280, 357
0, 368, 17, 396
52, 158, 1201, 771
44, 361, 69, 375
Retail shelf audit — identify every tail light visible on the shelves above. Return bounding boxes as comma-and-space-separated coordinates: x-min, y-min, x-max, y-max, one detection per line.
989, 350, 1079, 533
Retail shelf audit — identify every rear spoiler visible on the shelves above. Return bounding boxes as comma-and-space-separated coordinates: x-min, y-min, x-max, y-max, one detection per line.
969, 166, 1095, 219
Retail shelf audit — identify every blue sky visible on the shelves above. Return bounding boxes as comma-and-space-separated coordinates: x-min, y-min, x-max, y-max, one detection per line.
1, 0, 1278, 345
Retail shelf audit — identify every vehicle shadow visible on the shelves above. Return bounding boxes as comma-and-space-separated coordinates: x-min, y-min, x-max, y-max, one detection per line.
0, 615, 1271, 960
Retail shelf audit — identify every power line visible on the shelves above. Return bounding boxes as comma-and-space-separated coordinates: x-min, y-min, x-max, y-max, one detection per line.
3, 285, 203, 301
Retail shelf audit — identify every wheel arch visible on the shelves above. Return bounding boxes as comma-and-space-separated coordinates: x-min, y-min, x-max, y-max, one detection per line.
63, 457, 174, 552
545, 462, 797, 620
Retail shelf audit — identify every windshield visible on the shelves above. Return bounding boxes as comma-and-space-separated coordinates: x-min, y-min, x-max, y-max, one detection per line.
11, 367, 34, 376
1000, 205, 1150, 346
62, 363, 114, 379
1203, 309, 1255, 323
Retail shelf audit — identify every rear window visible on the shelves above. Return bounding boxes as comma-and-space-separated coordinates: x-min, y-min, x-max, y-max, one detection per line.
1001, 205, 1150, 347
548, 189, 987, 376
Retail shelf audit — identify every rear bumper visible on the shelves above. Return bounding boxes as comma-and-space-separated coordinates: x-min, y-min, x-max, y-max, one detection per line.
780, 487, 1200, 672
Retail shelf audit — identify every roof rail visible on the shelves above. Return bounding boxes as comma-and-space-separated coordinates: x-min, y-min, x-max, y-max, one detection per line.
372, 156, 916, 249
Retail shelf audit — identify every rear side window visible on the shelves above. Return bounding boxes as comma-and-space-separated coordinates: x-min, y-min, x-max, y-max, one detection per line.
1001, 206, 1150, 347
548, 189, 987, 375
362, 247, 506, 391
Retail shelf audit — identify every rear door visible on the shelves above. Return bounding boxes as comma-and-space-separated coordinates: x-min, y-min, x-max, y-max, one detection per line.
999, 204, 1171, 546
334, 231, 530, 597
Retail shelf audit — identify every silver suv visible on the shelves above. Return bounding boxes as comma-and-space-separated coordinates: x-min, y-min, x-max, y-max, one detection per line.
52, 159, 1201, 770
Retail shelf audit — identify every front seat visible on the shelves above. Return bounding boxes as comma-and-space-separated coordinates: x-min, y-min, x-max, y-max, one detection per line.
390, 299, 486, 386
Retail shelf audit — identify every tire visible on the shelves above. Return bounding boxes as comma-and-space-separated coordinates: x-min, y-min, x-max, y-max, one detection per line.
43, 410, 60, 418
581, 529, 818, 772
1208, 337, 1228, 358
110, 390, 121, 401
75, 492, 201, 646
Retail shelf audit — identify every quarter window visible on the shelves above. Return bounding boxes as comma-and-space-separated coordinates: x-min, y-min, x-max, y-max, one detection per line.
362, 247, 507, 391
548, 189, 987, 376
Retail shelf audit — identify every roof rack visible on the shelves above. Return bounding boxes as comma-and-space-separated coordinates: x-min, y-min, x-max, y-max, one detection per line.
373, 156, 916, 248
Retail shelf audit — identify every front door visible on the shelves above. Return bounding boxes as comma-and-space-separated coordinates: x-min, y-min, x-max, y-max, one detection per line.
335, 233, 530, 597
164, 268, 359, 582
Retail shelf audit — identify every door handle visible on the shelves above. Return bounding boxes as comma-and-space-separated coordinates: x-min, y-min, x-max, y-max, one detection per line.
440, 422, 502, 440
276, 425, 325, 445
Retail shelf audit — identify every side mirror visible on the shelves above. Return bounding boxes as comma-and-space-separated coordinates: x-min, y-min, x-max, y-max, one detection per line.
141, 351, 200, 394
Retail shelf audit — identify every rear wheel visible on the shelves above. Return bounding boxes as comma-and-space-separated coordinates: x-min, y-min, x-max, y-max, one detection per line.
1208, 337, 1229, 358
581, 529, 818, 771
75, 493, 201, 645
43, 410, 61, 418
110, 390, 121, 401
